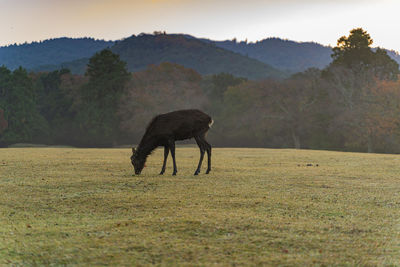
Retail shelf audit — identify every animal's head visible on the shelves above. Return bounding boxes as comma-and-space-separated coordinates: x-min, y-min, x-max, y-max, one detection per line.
131, 147, 145, 175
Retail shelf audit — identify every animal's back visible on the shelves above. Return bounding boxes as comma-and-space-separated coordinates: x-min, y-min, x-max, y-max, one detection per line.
146, 109, 212, 141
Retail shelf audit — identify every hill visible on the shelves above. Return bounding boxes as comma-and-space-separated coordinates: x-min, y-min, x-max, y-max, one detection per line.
42, 34, 286, 79
2, 34, 400, 77
110, 33, 285, 79
0, 38, 114, 70
46, 36, 400, 77
207, 37, 400, 73
208, 38, 333, 73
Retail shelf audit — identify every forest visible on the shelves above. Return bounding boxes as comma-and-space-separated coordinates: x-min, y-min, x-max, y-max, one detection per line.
1, 28, 400, 153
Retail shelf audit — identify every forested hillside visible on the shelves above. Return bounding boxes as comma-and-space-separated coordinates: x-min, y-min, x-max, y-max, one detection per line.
44, 33, 285, 80
0, 38, 114, 70
2, 33, 400, 77
113, 33, 285, 79
209, 38, 400, 73
209, 38, 333, 73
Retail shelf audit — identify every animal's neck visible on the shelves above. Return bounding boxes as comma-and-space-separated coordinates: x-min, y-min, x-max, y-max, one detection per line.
137, 136, 158, 160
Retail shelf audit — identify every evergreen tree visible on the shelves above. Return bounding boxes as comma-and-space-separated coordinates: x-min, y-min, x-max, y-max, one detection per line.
0, 67, 48, 144
330, 28, 399, 80
77, 49, 130, 146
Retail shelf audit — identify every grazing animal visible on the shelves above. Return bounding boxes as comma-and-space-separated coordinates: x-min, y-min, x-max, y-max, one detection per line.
131, 109, 213, 175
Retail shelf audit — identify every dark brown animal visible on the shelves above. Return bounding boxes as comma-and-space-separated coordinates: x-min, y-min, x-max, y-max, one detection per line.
131, 109, 213, 175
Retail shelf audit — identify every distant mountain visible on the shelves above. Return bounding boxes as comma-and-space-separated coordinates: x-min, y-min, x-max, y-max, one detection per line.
205, 38, 333, 73
32, 34, 285, 80
0, 37, 114, 70
110, 33, 285, 79
207, 37, 400, 73
2, 34, 400, 78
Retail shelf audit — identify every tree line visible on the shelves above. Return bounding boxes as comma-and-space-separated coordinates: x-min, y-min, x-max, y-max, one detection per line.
1, 28, 400, 153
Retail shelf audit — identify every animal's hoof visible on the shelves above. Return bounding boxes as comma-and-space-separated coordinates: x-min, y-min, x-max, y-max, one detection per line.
159, 171, 165, 175
194, 171, 199, 175
206, 169, 211, 174
172, 172, 177, 176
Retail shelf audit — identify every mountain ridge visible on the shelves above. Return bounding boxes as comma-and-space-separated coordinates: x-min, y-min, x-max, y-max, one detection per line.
0, 37, 114, 70
24, 34, 286, 80
2, 33, 400, 78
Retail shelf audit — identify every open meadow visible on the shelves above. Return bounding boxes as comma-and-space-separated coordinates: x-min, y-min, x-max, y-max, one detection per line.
0, 147, 399, 266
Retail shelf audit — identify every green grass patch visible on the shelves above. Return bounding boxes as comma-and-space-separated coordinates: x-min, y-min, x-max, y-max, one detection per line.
0, 147, 399, 265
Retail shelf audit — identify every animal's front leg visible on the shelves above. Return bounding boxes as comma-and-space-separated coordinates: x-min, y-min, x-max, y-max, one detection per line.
160, 146, 169, 175
169, 140, 177, 175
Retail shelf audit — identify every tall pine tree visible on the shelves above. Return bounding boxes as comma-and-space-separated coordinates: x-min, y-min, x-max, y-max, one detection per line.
77, 49, 130, 146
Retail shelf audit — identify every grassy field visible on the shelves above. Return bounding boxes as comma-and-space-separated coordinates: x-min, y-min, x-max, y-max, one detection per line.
0, 147, 399, 266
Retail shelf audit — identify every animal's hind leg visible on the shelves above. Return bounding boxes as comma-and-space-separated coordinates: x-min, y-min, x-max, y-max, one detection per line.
194, 136, 205, 175
203, 138, 212, 174
160, 146, 169, 175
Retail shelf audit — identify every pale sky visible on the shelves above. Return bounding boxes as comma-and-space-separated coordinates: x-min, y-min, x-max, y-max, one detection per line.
1, 0, 399, 51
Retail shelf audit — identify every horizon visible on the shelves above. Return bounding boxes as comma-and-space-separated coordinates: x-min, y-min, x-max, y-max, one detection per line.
1, 0, 399, 51
0, 32, 336, 48
3, 32, 400, 55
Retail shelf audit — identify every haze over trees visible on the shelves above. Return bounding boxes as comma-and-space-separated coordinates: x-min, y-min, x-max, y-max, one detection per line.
119, 62, 207, 142
1, 28, 400, 153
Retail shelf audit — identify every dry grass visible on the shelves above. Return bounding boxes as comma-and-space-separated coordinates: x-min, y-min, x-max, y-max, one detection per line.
0, 147, 399, 266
